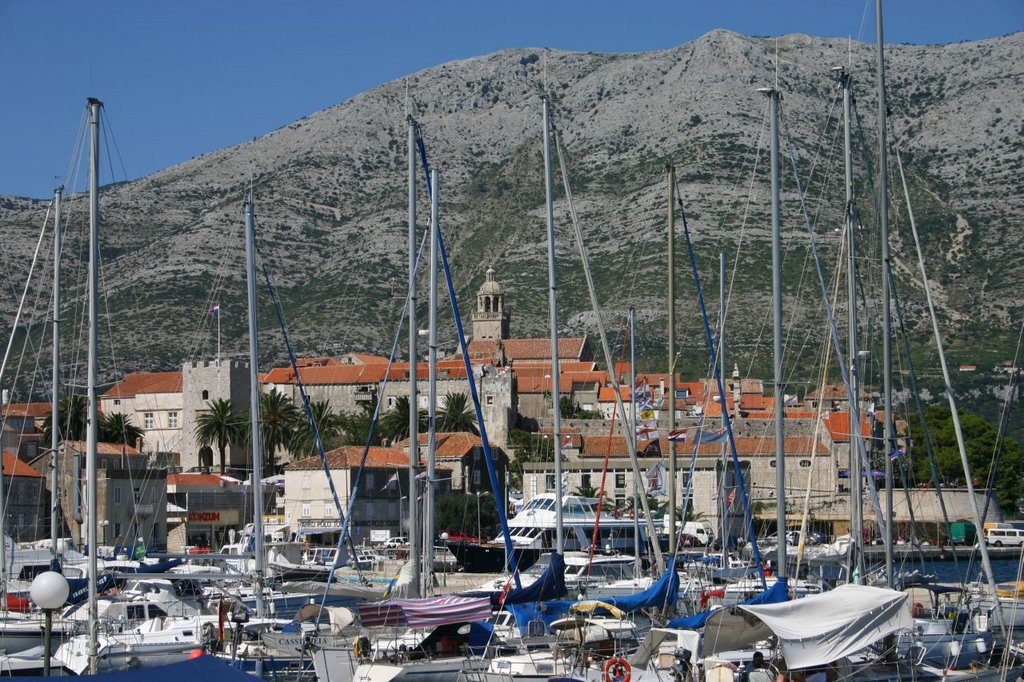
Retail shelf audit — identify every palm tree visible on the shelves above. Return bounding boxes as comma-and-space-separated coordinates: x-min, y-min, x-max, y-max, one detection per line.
257, 389, 301, 477
378, 395, 427, 444
337, 404, 378, 446
438, 392, 477, 434
99, 412, 144, 447
195, 398, 243, 474
289, 400, 343, 460
41, 394, 87, 444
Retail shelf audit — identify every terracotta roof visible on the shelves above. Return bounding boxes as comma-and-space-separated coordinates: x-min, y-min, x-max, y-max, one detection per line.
597, 386, 631, 402
340, 353, 392, 365
167, 473, 240, 487
398, 432, 482, 458
295, 356, 342, 367
513, 362, 597, 376
2, 451, 44, 478
465, 337, 587, 363
805, 384, 850, 400
64, 441, 144, 456
1, 402, 51, 418
820, 411, 872, 442
264, 364, 399, 385
286, 446, 409, 470
578, 435, 829, 457
103, 371, 182, 398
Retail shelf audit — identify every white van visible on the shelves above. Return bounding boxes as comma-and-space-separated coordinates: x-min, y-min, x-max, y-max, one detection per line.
683, 521, 715, 547
985, 527, 1024, 547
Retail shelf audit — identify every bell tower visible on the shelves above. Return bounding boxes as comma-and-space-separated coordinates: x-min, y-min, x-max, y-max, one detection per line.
472, 267, 510, 341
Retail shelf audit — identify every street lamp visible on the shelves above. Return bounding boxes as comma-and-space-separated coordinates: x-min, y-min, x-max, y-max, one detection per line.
31, 571, 69, 676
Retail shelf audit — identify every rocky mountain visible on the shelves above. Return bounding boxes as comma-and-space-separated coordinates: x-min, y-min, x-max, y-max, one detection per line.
1, 29, 1021, 398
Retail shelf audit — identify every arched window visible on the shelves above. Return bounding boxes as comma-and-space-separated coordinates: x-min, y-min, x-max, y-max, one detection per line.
202, 389, 209, 401
485, 297, 492, 313
799, 459, 812, 468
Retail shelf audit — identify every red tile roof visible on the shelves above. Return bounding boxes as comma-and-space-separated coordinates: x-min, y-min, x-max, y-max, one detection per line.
465, 337, 587, 363
577, 435, 829, 457
398, 432, 483, 458
264, 364, 398, 385
820, 411, 872, 442
103, 371, 182, 398
2, 451, 44, 478
64, 441, 144, 456
167, 473, 240, 487
2, 402, 52, 418
286, 446, 410, 470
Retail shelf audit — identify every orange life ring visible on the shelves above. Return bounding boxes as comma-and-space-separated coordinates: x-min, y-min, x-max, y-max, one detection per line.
604, 656, 631, 682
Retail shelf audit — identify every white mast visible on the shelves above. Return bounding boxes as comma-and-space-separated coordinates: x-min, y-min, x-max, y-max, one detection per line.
243, 194, 266, 619
51, 186, 63, 568
407, 117, 421, 595
666, 166, 677, 556
85, 96, 101, 676
543, 97, 564, 552
424, 168, 439, 593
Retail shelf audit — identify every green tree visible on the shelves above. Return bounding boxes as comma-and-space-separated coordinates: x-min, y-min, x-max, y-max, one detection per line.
559, 395, 602, 420
337, 403, 379, 447
506, 428, 554, 489
438, 392, 477, 434
41, 394, 87, 444
99, 412, 144, 447
908, 404, 1022, 511
378, 396, 427, 444
434, 492, 500, 539
289, 400, 343, 460
195, 398, 244, 474
255, 389, 301, 477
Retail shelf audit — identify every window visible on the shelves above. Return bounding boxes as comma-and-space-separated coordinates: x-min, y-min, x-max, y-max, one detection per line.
615, 473, 626, 489
473, 468, 481, 486
143, 412, 155, 429
202, 390, 209, 401
486, 395, 494, 406
114, 522, 122, 538
581, 474, 592, 489
114, 488, 121, 505
302, 474, 311, 490
545, 474, 556, 491
324, 503, 335, 518
301, 504, 311, 518
799, 459, 812, 468
113, 399, 121, 406
168, 412, 179, 429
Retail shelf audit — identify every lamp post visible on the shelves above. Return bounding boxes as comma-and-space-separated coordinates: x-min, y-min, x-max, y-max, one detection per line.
31, 571, 69, 676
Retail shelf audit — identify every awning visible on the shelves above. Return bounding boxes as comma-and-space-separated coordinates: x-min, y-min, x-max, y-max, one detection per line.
296, 527, 341, 536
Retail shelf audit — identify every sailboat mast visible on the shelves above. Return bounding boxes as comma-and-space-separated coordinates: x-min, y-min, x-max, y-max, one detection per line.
719, 253, 728, 553
51, 186, 63, 569
629, 308, 641, 567
424, 168, 440, 593
543, 97, 564, 552
876, 0, 896, 589
244, 195, 266, 619
407, 117, 421, 593
837, 67, 866, 582
666, 165, 677, 555
765, 87, 787, 579
85, 96, 101, 676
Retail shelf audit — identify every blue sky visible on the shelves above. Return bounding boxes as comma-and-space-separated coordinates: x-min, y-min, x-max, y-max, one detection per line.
2, 1, 1020, 199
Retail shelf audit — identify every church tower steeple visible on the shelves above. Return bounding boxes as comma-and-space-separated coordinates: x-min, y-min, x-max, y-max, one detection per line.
472, 267, 510, 341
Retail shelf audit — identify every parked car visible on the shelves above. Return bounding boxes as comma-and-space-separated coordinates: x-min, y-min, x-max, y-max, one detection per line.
382, 536, 408, 550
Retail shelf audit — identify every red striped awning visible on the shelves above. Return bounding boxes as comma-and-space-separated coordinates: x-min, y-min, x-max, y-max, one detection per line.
358, 596, 492, 628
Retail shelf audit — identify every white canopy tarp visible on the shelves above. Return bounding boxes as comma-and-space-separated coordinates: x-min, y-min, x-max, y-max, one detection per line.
738, 584, 912, 669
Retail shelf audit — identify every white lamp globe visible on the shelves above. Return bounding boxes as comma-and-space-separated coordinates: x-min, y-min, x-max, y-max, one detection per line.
440, 532, 449, 541
30, 571, 70, 610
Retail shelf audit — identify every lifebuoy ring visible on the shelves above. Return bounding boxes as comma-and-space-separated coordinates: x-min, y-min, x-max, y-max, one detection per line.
604, 656, 631, 682
353, 635, 372, 659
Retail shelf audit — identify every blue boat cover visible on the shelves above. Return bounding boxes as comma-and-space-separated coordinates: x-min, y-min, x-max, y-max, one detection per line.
666, 576, 789, 629
605, 558, 679, 612
66, 574, 116, 606
507, 600, 578, 636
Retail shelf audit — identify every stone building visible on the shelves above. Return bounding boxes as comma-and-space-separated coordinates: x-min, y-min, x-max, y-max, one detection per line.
101, 371, 183, 460
180, 360, 252, 473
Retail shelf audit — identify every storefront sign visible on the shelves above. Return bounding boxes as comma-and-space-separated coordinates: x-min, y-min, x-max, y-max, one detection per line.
188, 510, 240, 524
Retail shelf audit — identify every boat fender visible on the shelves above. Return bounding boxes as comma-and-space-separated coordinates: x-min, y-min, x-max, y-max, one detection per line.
353, 635, 372, 660
604, 656, 631, 682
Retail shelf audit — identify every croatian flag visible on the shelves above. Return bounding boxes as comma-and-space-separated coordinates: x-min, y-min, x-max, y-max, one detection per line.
889, 446, 906, 461
209, 304, 221, 313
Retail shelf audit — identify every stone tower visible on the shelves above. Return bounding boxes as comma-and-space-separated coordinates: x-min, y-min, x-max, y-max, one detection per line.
472, 267, 510, 341
181, 359, 252, 473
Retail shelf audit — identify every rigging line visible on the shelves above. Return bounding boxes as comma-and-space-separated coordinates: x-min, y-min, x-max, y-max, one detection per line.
552, 123, 664, 573
676, 178, 765, 589
253, 239, 361, 571
99, 108, 131, 184
779, 100, 888, 538
417, 127, 522, 585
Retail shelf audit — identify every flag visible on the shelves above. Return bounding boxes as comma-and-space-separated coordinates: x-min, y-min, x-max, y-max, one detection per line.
645, 462, 667, 497
639, 408, 656, 421
643, 439, 662, 457
889, 446, 906, 462
561, 435, 574, 450
668, 429, 687, 442
498, 576, 514, 607
635, 426, 658, 440
381, 472, 399, 490
696, 429, 728, 445
726, 489, 737, 508
209, 303, 221, 313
